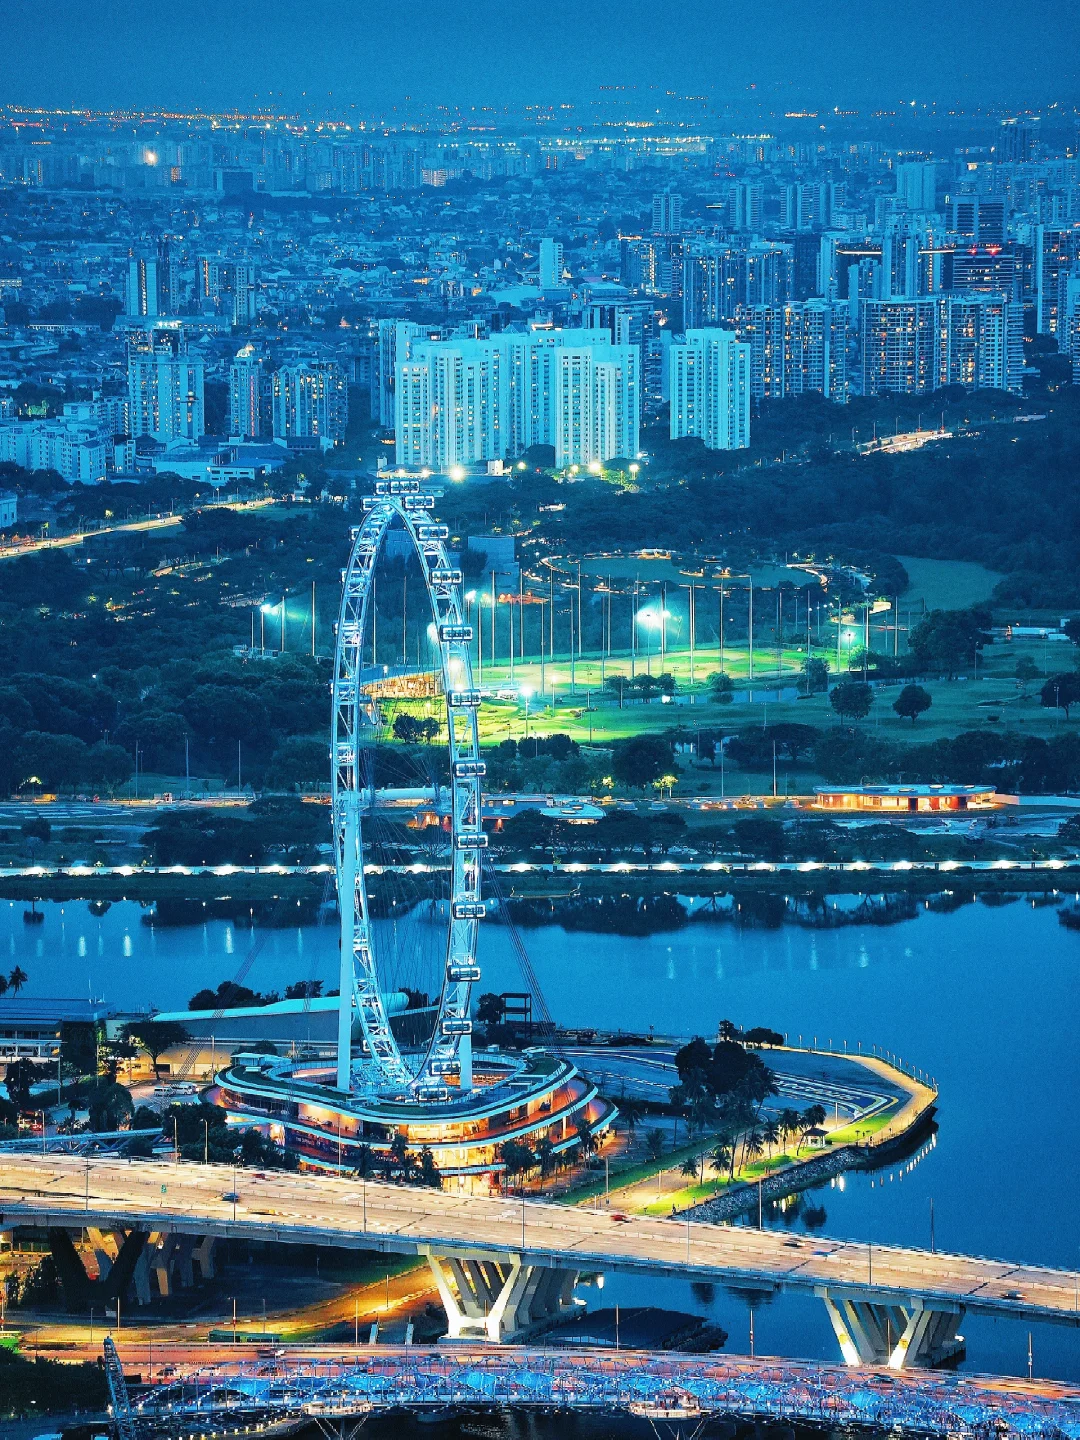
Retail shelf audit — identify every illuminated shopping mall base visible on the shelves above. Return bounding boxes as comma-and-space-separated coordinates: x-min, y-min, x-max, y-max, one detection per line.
214, 1045, 615, 1186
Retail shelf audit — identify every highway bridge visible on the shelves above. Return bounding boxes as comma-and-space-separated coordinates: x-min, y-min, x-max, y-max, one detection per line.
102, 1339, 1080, 1439
3, 1156, 1079, 1369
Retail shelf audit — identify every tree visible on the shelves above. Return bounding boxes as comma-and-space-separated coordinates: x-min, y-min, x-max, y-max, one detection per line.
644, 1128, 665, 1162
5, 1058, 46, 1111
392, 713, 440, 744
908, 607, 992, 679
7, 965, 28, 996
803, 656, 830, 695
708, 1141, 732, 1178
534, 1137, 556, 1191
892, 684, 932, 724
20, 817, 50, 844
829, 680, 874, 723
498, 1140, 536, 1187
121, 1020, 191, 1078
797, 1104, 827, 1154
475, 992, 505, 1026
708, 672, 734, 703
82, 1078, 134, 1132
418, 1146, 442, 1189
612, 734, 676, 789
618, 1096, 644, 1135
1041, 673, 1080, 719
1015, 656, 1041, 692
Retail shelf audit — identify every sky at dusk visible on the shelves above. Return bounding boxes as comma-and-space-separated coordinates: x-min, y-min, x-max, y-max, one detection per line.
1, 0, 1077, 113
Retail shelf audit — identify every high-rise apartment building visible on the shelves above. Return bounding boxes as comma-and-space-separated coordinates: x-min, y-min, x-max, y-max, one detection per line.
783, 182, 833, 232
272, 360, 348, 448
651, 192, 683, 236
395, 331, 639, 470
582, 299, 666, 416
1034, 226, 1080, 334
745, 243, 794, 307
682, 243, 745, 326
229, 346, 265, 439
669, 329, 751, 451
198, 255, 258, 326
894, 162, 939, 214
1060, 270, 1080, 382
860, 299, 940, 396
125, 240, 176, 319
728, 181, 763, 232
735, 300, 848, 403
538, 238, 564, 289
940, 295, 1024, 394
127, 324, 205, 442
860, 296, 1023, 396
997, 117, 1039, 165
947, 198, 1007, 246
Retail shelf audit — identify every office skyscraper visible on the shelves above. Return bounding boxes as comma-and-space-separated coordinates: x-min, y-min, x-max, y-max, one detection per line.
539, 238, 564, 289
669, 329, 751, 451
127, 324, 204, 442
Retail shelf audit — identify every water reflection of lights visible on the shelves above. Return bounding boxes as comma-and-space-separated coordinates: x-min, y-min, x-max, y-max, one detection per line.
866, 1132, 937, 1188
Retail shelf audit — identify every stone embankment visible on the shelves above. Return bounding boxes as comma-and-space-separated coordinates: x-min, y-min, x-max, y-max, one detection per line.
686, 1147, 858, 1223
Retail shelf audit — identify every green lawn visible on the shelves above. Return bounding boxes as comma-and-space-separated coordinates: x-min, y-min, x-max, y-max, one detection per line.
471, 632, 1079, 766
898, 556, 1004, 613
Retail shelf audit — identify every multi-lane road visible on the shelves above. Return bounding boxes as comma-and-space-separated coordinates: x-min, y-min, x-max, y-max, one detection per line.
2, 1156, 1078, 1328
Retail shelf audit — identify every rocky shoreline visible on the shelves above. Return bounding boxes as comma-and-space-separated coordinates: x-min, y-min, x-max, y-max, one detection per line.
686, 1146, 859, 1223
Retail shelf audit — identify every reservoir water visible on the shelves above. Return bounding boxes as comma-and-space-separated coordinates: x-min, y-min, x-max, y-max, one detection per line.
3, 892, 1079, 1382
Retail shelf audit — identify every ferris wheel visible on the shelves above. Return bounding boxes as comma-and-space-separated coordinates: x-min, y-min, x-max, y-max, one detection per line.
331, 479, 486, 1101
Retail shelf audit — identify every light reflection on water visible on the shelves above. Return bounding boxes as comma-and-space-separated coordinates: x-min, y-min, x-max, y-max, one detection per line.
1, 895, 1078, 1382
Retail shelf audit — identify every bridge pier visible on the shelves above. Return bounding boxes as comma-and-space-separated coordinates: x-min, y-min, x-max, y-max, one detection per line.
45, 1228, 216, 1308
423, 1250, 578, 1343
818, 1288, 965, 1369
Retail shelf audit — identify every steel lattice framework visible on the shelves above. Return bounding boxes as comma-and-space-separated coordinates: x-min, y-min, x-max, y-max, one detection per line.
332, 479, 485, 1099
124, 1347, 1080, 1438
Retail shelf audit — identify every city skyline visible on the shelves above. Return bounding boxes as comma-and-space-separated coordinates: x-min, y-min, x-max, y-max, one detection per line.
1, 0, 1079, 113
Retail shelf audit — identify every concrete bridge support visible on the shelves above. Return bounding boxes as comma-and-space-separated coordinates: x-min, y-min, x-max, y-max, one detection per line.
48, 1228, 216, 1308
424, 1251, 578, 1343
818, 1289, 965, 1369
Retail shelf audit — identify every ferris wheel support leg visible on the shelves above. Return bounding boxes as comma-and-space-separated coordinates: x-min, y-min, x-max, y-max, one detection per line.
459, 1031, 473, 1092
337, 793, 361, 1093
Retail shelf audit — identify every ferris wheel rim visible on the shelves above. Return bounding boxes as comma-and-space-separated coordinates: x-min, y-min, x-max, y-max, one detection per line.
331, 484, 484, 1097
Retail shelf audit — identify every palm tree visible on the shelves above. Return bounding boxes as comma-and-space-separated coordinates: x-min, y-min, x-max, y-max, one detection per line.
679, 1155, 698, 1184
0, 974, 7, 998
536, 1137, 555, 1192
797, 1105, 826, 1155
762, 1120, 780, 1167
7, 967, 28, 996
618, 1097, 645, 1136
644, 1128, 665, 1163
777, 1108, 801, 1155
708, 1142, 732, 1180
744, 1128, 764, 1170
